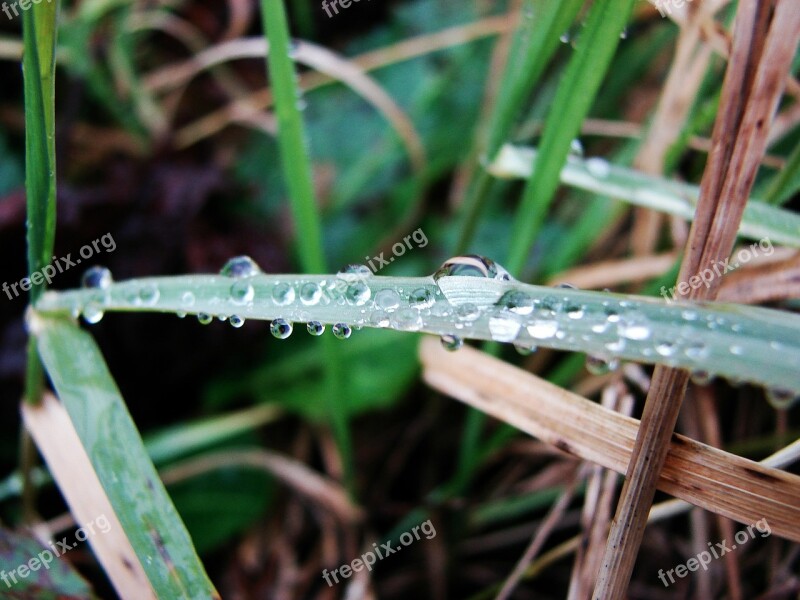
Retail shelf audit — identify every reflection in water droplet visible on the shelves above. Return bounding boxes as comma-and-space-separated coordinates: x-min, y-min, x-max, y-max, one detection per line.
220, 256, 261, 278
434, 255, 511, 281
230, 281, 255, 305
456, 303, 480, 322
514, 343, 537, 356
585, 355, 619, 375
332, 322, 352, 339
300, 282, 322, 305
766, 387, 799, 410
270, 318, 293, 339
307, 321, 325, 336
374, 289, 401, 311
409, 287, 434, 309
393, 308, 423, 331
272, 282, 295, 306
82, 303, 104, 324
368, 310, 391, 327
81, 266, 113, 290
139, 284, 159, 306
197, 313, 212, 325
345, 281, 371, 306
337, 264, 372, 281
440, 334, 463, 351
181, 291, 196, 307
229, 315, 245, 328
497, 290, 534, 315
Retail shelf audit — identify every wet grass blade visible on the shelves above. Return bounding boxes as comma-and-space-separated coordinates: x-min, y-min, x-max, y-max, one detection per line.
32, 314, 219, 598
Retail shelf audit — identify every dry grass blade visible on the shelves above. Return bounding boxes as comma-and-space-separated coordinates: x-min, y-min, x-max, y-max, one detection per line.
596, 3, 800, 596
418, 337, 800, 542
717, 251, 800, 303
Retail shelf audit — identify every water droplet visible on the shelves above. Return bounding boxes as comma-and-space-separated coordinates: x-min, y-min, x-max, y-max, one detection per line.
270, 318, 293, 339
690, 370, 713, 386
619, 27, 628, 39
139, 284, 160, 306
307, 321, 325, 336
368, 310, 391, 327
766, 387, 799, 410
272, 282, 295, 306
682, 310, 698, 321
181, 291, 195, 307
345, 281, 371, 306
620, 323, 650, 341
560, 32, 570, 43
220, 255, 261, 278
82, 303, 104, 324
230, 281, 254, 305
604, 308, 621, 323
556, 282, 578, 290
409, 287, 434, 309
566, 304, 585, 319
496, 290, 534, 315
685, 341, 709, 360
300, 282, 322, 305
434, 255, 511, 281
489, 316, 521, 342
514, 343, 537, 356
585, 355, 619, 375
440, 334, 463, 351
393, 308, 423, 331
337, 264, 372, 282
229, 315, 245, 328
655, 341, 675, 357
569, 138, 584, 157
527, 320, 558, 339
218, 315, 228, 322
176, 311, 187, 319
456, 303, 480, 322
586, 157, 611, 178
332, 322, 352, 339
374, 289, 401, 311
729, 344, 744, 355
81, 266, 112, 290
197, 313, 212, 325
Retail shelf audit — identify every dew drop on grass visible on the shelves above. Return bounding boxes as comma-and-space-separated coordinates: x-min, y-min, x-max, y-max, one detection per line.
587, 157, 611, 179
409, 288, 434, 309
307, 321, 325, 336
81, 266, 112, 290
176, 312, 186, 319
272, 282, 295, 306
197, 313, 212, 325
566, 304, 585, 320
527, 320, 558, 339
765, 387, 799, 410
220, 255, 261, 278
345, 281, 371, 306
514, 343, 537, 356
620, 323, 650, 341
229, 315, 245, 328
181, 291, 195, 307
368, 310, 391, 328
569, 139, 584, 157
489, 316, 521, 342
690, 370, 713, 386
332, 322, 352, 339
655, 341, 675, 356
230, 281, 255, 305
685, 341, 709, 360
374, 289, 401, 311
300, 282, 322, 305
585, 354, 619, 375
270, 318, 293, 339
440, 334, 463, 351
496, 290, 534, 315
337, 264, 372, 282
82, 303, 104, 324
139, 284, 160, 306
456, 303, 480, 322
434, 255, 511, 281
393, 308, 423, 331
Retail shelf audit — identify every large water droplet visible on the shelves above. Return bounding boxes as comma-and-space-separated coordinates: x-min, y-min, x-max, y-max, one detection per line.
456, 303, 480, 322
220, 255, 261, 278
440, 334, 463, 351
197, 313, 212, 325
300, 282, 322, 306
230, 281, 255, 305
655, 341, 675, 357
272, 282, 295, 306
81, 266, 112, 290
270, 318, 293, 339
586, 157, 611, 178
434, 255, 511, 281
620, 323, 650, 341
489, 316, 521, 342
585, 355, 619, 376
374, 289, 401, 311
527, 320, 558, 339
409, 287, 434, 309
496, 290, 534, 315
393, 308, 423, 331
82, 303, 105, 324
307, 321, 325, 336
139, 284, 160, 306
332, 322, 352, 339
766, 387, 799, 410
229, 315, 245, 328
345, 281, 371, 306
337, 264, 372, 282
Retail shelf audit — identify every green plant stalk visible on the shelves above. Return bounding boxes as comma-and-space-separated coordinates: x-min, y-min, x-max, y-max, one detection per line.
35, 274, 800, 394
506, 0, 635, 276
490, 145, 800, 248
259, 0, 354, 491
764, 140, 800, 205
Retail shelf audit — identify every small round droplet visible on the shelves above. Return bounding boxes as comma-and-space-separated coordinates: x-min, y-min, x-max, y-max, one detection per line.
393, 308, 423, 331
307, 321, 325, 336
569, 139, 584, 157
337, 264, 372, 282
514, 343, 537, 356
586, 157, 611, 178
434, 255, 511, 281
272, 282, 295, 306
81, 266, 112, 290
585, 355, 619, 376
197, 313, 213, 325
345, 281, 371, 306
456, 303, 480, 322
685, 341, 709, 360
497, 290, 534, 315
300, 282, 322, 306
139, 284, 160, 306
566, 304, 585, 319
766, 387, 799, 410
270, 318, 293, 339
374, 289, 401, 311
655, 341, 675, 357
690, 370, 713, 386
181, 291, 196, 307
332, 323, 352, 339
229, 315, 245, 328
82, 303, 105, 324
230, 281, 255, 305
409, 287, 434, 309
220, 256, 261, 278
440, 334, 463, 351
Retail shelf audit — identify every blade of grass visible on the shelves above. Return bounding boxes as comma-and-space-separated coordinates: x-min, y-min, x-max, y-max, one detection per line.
30, 313, 219, 598
258, 0, 353, 491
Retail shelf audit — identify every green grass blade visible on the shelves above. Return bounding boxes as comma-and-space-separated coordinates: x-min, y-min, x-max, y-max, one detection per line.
32, 314, 219, 598
763, 141, 800, 205
22, 0, 58, 304
506, 0, 635, 276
